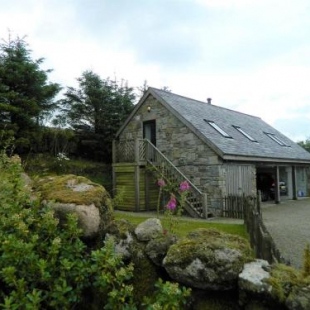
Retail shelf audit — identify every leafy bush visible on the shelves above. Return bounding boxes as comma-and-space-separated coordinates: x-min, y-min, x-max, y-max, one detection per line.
0, 151, 192, 309
0, 151, 133, 309
143, 278, 191, 310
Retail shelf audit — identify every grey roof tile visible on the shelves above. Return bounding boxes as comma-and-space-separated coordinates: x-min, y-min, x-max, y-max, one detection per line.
151, 88, 310, 162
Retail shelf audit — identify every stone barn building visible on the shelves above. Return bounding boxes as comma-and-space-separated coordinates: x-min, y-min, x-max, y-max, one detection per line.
112, 87, 310, 217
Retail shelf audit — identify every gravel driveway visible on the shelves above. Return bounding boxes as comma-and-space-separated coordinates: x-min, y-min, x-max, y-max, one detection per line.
261, 197, 310, 269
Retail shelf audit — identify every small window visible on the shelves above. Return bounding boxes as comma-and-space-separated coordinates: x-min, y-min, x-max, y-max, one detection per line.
204, 119, 232, 138
233, 126, 257, 142
265, 132, 288, 146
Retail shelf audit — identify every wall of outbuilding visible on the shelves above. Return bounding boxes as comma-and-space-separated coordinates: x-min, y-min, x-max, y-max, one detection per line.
118, 95, 255, 215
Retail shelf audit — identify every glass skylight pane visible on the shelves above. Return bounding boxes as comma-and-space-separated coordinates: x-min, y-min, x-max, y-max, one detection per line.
234, 126, 256, 142
204, 120, 231, 138
265, 133, 287, 146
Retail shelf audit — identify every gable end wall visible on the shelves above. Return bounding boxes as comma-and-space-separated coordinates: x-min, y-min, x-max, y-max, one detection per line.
118, 96, 230, 213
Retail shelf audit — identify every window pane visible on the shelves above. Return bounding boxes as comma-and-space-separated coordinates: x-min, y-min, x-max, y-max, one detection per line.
234, 126, 256, 142
204, 120, 231, 138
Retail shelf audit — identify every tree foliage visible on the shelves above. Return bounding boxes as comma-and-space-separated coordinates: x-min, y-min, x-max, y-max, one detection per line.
297, 139, 310, 153
59, 70, 135, 162
0, 35, 61, 152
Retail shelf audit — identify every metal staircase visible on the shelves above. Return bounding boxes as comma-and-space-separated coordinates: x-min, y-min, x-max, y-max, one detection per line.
142, 139, 208, 218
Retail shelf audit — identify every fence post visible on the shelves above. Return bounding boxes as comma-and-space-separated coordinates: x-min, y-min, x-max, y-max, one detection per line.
134, 138, 139, 164
202, 193, 208, 219
112, 140, 116, 163
257, 191, 261, 214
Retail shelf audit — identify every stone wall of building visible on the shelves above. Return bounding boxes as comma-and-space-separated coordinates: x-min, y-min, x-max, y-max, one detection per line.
118, 95, 228, 215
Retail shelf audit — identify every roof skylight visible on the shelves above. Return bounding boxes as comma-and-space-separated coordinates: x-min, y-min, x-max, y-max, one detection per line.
265, 132, 288, 146
233, 126, 257, 142
204, 119, 232, 138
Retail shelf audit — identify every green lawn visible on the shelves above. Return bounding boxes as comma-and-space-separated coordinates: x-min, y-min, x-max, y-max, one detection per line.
114, 211, 248, 239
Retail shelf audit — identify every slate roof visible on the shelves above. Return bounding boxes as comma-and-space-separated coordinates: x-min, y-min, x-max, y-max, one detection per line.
149, 88, 310, 164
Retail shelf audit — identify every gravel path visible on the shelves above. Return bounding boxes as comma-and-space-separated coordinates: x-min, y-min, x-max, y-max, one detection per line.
261, 197, 310, 269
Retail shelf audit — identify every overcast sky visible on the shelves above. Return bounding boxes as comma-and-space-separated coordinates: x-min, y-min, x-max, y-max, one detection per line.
1, 0, 310, 141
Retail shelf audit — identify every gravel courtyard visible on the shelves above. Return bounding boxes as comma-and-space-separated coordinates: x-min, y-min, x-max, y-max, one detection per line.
261, 197, 310, 269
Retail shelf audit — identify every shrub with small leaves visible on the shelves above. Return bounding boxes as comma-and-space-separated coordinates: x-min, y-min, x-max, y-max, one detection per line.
0, 151, 135, 309
143, 278, 191, 310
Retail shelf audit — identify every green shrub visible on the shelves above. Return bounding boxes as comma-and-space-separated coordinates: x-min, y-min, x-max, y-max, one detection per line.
143, 278, 191, 310
0, 151, 192, 309
0, 151, 134, 309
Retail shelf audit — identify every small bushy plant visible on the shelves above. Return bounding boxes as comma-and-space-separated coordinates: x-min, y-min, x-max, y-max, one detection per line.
0, 151, 134, 309
143, 278, 191, 310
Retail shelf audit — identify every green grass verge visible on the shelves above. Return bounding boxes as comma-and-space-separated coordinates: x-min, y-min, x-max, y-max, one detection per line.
114, 211, 248, 239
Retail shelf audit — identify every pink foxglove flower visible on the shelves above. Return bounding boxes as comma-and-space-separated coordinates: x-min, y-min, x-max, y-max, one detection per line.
179, 180, 190, 192
157, 179, 166, 187
166, 194, 177, 210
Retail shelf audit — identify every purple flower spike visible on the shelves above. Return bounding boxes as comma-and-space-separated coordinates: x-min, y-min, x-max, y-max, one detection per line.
166, 195, 177, 210
179, 180, 190, 192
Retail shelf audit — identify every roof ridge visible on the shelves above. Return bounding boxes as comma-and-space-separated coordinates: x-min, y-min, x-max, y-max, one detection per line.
150, 87, 261, 120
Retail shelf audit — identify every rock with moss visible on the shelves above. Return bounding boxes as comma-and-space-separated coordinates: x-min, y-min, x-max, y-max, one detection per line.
145, 233, 178, 266
105, 218, 160, 305
131, 241, 160, 305
267, 264, 302, 305
163, 228, 252, 290
286, 285, 310, 310
238, 259, 279, 309
105, 219, 136, 260
134, 218, 163, 242
34, 174, 113, 238
265, 263, 310, 310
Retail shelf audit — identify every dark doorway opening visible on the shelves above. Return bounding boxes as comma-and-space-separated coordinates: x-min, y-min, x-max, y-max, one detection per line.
143, 120, 156, 146
256, 167, 274, 201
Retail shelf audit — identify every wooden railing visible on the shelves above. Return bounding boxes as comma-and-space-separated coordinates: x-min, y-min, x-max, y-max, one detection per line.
142, 140, 208, 218
113, 139, 135, 163
113, 139, 208, 218
113, 139, 148, 164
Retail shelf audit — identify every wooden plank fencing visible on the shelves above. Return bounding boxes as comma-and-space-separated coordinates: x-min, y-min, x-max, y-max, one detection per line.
221, 195, 257, 219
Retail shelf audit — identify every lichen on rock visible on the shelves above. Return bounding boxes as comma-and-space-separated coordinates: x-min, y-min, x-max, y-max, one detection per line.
134, 218, 163, 242
34, 174, 113, 238
163, 228, 252, 290
34, 174, 112, 209
145, 233, 178, 266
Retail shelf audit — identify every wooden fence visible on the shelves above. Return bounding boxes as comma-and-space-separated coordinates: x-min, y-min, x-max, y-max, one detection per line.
243, 195, 284, 264
221, 195, 258, 219
219, 194, 285, 264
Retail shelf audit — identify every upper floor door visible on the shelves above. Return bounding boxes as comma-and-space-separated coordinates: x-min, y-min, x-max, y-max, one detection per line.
143, 120, 156, 146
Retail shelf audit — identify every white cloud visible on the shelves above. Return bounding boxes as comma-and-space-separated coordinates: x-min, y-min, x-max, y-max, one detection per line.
0, 0, 310, 141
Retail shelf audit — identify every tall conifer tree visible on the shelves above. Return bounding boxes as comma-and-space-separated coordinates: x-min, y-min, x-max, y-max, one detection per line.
0, 35, 61, 151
